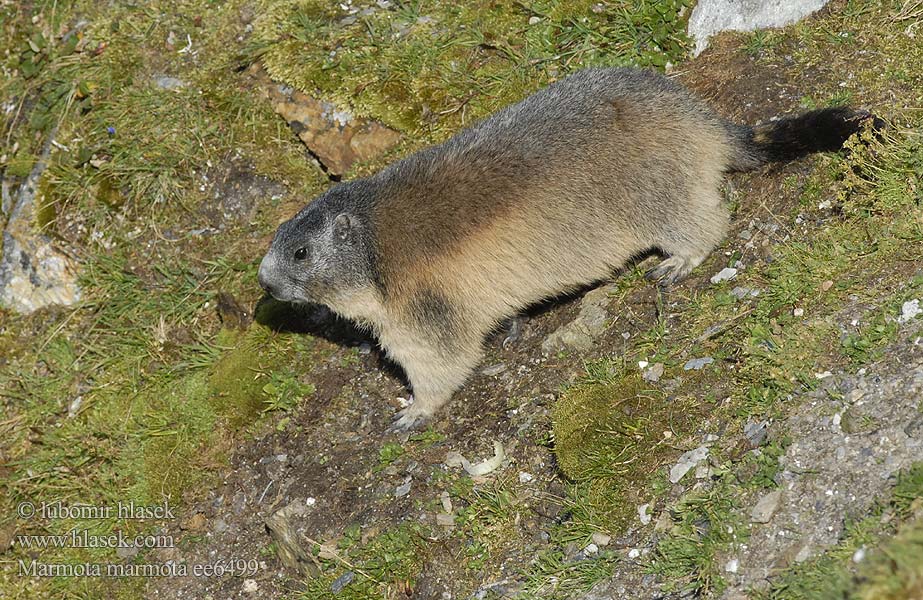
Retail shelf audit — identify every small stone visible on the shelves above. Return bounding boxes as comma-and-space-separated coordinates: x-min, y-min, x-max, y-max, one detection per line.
242, 579, 259, 594
731, 286, 760, 299
331, 571, 355, 593
643, 362, 665, 382
725, 558, 739, 573
395, 478, 412, 497
638, 504, 651, 525
518, 471, 534, 483
638, 360, 649, 369
436, 513, 455, 527
898, 299, 921, 323
710, 267, 738, 284
794, 545, 813, 563
591, 532, 611, 546
820, 280, 834, 292
684, 357, 714, 371
153, 75, 187, 90
627, 548, 641, 559
744, 419, 769, 447
669, 446, 709, 483
528, 16, 541, 24
738, 229, 752, 240
116, 545, 139, 560
750, 490, 782, 524
852, 547, 866, 563
793, 307, 804, 317
584, 542, 599, 555
306, 497, 317, 507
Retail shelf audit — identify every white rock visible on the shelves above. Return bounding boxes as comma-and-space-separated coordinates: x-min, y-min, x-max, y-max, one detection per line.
725, 558, 739, 573
898, 299, 921, 323
584, 542, 599, 555
669, 446, 709, 483
591, 532, 612, 546
638, 504, 652, 525
688, 0, 830, 55
242, 579, 259, 594
627, 548, 641, 559
518, 471, 534, 483
710, 267, 738, 284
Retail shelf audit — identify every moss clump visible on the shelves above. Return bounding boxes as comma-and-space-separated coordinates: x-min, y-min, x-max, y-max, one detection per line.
552, 373, 702, 528
254, 0, 693, 139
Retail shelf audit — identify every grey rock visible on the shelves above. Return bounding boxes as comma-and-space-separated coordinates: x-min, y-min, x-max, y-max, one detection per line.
731, 286, 760, 299
688, 0, 830, 55
642, 362, 665, 383
542, 284, 614, 353
0, 133, 81, 313
669, 446, 709, 483
750, 490, 782, 523
395, 477, 412, 498
153, 75, 186, 90
710, 267, 738, 284
331, 571, 355, 593
684, 357, 714, 371
744, 419, 769, 447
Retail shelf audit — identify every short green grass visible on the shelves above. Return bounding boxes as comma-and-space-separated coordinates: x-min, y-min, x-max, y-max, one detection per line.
2, 0, 923, 598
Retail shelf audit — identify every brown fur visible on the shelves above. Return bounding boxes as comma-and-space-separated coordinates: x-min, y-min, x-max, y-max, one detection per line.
258, 67, 876, 429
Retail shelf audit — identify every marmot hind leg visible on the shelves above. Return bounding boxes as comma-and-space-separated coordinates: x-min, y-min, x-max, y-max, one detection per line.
647, 192, 729, 287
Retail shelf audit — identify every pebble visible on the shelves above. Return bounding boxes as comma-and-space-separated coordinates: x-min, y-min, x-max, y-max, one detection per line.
584, 542, 599, 555
637, 504, 651, 525
725, 558, 739, 573
750, 490, 782, 523
731, 286, 759, 299
627, 548, 641, 559
710, 267, 738, 284
643, 362, 664, 382
684, 357, 714, 371
669, 446, 709, 483
591, 532, 611, 546
898, 299, 921, 323
744, 419, 769, 447
395, 478, 412, 498
518, 471, 534, 483
436, 513, 455, 527
852, 547, 866, 563
242, 579, 259, 594
331, 571, 355, 593
528, 16, 541, 24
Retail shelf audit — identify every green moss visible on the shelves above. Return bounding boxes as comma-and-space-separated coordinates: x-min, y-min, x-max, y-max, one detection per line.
255, 0, 693, 141
552, 373, 705, 532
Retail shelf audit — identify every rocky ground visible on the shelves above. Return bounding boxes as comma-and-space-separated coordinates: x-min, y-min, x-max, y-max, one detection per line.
2, 1, 922, 599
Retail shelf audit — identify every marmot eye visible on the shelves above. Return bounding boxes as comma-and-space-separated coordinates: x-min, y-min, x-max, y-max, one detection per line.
294, 247, 308, 261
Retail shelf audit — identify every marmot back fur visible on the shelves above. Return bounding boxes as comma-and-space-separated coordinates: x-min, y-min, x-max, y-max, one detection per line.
259, 67, 879, 429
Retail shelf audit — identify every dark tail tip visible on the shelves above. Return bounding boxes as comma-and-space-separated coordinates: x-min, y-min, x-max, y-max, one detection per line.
751, 107, 884, 164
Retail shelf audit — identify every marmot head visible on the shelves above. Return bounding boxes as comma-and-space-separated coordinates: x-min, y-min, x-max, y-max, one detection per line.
259, 183, 374, 306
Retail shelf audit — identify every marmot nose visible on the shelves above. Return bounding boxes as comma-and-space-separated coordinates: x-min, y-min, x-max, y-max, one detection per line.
257, 255, 276, 295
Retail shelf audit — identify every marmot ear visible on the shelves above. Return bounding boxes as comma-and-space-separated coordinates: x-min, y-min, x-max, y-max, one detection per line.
333, 213, 354, 241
